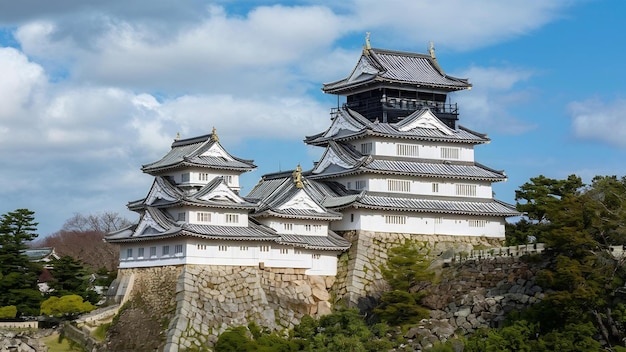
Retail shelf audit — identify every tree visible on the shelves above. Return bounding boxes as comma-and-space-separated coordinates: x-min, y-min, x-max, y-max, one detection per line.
0, 209, 43, 315
49, 255, 100, 304
40, 295, 95, 317
514, 174, 583, 223
61, 212, 132, 233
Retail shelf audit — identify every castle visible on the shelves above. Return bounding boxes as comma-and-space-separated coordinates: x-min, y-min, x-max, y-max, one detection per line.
106, 41, 517, 271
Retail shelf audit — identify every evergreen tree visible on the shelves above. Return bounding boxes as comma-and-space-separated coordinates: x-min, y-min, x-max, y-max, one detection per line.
0, 209, 43, 315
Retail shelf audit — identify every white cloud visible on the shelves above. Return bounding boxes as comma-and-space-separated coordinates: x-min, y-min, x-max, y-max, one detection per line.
0, 47, 46, 120
455, 65, 537, 134
568, 98, 626, 147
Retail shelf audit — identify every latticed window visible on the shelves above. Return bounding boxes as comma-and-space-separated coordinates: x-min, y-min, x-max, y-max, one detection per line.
196, 212, 211, 222
469, 220, 487, 227
355, 180, 366, 190
432, 183, 439, 193
283, 223, 293, 231
137, 248, 144, 258
456, 184, 477, 197
174, 244, 183, 254
440, 147, 460, 159
260, 245, 270, 252
385, 215, 407, 225
218, 245, 228, 252
225, 214, 239, 223
396, 143, 419, 157
162, 246, 169, 256
360, 142, 373, 154
387, 179, 411, 193
150, 246, 157, 257
435, 217, 443, 224
198, 172, 210, 181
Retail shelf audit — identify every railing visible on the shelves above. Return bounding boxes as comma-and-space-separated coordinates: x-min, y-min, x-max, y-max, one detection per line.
445, 243, 546, 263
345, 96, 459, 115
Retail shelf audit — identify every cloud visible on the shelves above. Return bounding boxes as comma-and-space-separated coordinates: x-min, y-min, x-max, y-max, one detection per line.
454, 65, 538, 134
568, 98, 626, 147
0, 47, 46, 121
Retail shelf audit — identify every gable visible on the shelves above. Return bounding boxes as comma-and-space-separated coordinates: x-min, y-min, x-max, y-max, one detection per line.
324, 110, 364, 139
347, 56, 379, 83
312, 147, 354, 174
200, 143, 234, 160
196, 182, 246, 203
397, 109, 454, 135
277, 189, 326, 213
145, 179, 178, 206
134, 211, 167, 237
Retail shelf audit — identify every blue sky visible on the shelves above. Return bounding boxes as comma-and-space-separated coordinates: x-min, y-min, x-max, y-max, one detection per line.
1, 0, 625, 236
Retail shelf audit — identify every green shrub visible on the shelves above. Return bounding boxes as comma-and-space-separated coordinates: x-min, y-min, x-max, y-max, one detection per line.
0, 305, 17, 319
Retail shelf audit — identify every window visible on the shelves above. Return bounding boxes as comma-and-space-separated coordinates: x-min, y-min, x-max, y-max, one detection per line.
175, 244, 183, 254
360, 142, 372, 154
347, 181, 352, 189
385, 215, 407, 225
162, 245, 170, 256
280, 248, 289, 255
312, 254, 321, 260
137, 248, 144, 258
177, 212, 186, 221
313, 224, 322, 232
239, 246, 249, 251
295, 249, 302, 255
440, 147, 460, 159
198, 172, 210, 181
304, 224, 311, 232
260, 245, 270, 252
283, 223, 293, 231
225, 214, 239, 224
355, 180, 366, 190
224, 175, 233, 184
181, 173, 190, 182
197, 244, 207, 250
435, 217, 443, 224
350, 214, 354, 223
150, 246, 157, 257
196, 212, 211, 222
126, 248, 133, 259
387, 179, 411, 193
469, 220, 487, 227
218, 245, 228, 252
396, 143, 419, 157
432, 183, 439, 193
456, 184, 477, 197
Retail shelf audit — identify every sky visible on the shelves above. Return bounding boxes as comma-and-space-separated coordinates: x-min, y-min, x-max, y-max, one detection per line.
1, 0, 625, 236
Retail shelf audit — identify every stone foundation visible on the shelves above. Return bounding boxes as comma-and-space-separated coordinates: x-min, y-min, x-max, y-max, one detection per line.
333, 231, 504, 309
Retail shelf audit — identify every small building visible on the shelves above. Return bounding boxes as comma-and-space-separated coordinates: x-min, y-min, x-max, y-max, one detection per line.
106, 129, 349, 276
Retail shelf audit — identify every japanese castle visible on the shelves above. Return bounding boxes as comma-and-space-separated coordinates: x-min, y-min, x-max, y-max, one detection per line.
106, 40, 518, 274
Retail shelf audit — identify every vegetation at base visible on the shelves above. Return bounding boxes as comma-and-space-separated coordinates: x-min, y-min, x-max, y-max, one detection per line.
0, 305, 17, 319
213, 173, 626, 351
40, 295, 96, 317
41, 333, 85, 352
373, 241, 433, 326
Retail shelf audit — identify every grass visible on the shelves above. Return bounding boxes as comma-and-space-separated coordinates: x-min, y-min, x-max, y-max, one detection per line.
40, 333, 85, 352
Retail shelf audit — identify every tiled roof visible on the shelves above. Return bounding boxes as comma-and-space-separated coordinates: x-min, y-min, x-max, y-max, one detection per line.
323, 48, 471, 94
305, 108, 488, 146
278, 232, 350, 251
141, 134, 256, 174
309, 141, 506, 181
328, 193, 519, 216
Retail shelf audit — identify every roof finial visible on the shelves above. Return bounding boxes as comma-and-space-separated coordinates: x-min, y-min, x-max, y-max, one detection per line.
292, 164, 303, 188
175, 132, 180, 140
429, 41, 436, 59
365, 32, 371, 50
211, 127, 219, 142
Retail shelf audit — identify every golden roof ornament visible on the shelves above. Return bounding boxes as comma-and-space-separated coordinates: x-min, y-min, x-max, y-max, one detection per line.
175, 132, 180, 140
292, 164, 303, 188
363, 32, 371, 54
211, 127, 219, 142
429, 41, 436, 59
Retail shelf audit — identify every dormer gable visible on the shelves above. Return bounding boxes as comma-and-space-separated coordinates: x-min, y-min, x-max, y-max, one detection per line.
396, 109, 455, 135
312, 143, 359, 175
194, 180, 246, 204
347, 55, 379, 83
134, 210, 168, 237
200, 142, 233, 160
277, 189, 326, 213
144, 177, 180, 206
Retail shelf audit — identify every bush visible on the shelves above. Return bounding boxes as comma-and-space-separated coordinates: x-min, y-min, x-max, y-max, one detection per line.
40, 295, 96, 317
0, 305, 17, 319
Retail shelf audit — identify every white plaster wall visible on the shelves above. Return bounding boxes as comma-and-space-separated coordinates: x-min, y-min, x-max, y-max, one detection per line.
117, 239, 340, 275
367, 176, 492, 198
352, 138, 475, 162
186, 207, 248, 226
165, 167, 240, 189
257, 218, 329, 236
331, 210, 504, 238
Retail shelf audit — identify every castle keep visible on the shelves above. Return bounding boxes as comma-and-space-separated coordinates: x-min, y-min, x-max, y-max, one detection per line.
105, 41, 518, 350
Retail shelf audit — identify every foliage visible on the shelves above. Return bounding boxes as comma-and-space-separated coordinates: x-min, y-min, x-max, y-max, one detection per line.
49, 255, 99, 304
40, 295, 95, 317
372, 241, 434, 325
0, 208, 43, 316
0, 305, 17, 319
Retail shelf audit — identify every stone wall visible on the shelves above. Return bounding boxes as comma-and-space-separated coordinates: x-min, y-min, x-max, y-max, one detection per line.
333, 230, 504, 309
164, 265, 334, 351
407, 256, 543, 350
